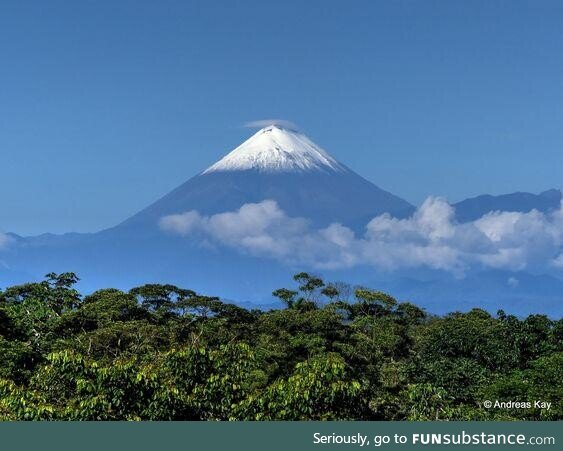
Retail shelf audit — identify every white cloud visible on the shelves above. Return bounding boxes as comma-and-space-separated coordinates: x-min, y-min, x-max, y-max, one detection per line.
159, 211, 203, 236
159, 198, 563, 276
159, 200, 311, 260
552, 254, 563, 268
507, 277, 520, 288
244, 119, 299, 131
0, 233, 11, 250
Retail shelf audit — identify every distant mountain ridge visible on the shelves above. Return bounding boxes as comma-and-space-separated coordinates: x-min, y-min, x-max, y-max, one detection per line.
453, 189, 561, 222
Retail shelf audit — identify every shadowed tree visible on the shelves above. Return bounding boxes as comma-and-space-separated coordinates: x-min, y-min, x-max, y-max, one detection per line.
272, 288, 298, 309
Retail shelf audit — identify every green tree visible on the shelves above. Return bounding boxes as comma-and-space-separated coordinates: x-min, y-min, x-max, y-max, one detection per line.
238, 354, 364, 420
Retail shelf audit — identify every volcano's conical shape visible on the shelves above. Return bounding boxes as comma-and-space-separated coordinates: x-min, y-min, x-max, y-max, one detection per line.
117, 125, 414, 232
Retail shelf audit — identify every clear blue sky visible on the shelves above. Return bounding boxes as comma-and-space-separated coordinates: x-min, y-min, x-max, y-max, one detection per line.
1, 0, 562, 235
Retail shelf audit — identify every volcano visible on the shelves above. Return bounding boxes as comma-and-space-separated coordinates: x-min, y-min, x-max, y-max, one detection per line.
2, 125, 414, 301
114, 125, 414, 234
3, 125, 560, 316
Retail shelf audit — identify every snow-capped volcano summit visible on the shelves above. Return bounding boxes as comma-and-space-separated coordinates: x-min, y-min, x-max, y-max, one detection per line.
203, 125, 346, 174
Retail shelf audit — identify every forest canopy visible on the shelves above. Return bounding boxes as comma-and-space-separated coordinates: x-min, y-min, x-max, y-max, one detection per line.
0, 272, 561, 421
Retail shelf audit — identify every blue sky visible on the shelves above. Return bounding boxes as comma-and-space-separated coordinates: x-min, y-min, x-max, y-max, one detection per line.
1, 0, 562, 235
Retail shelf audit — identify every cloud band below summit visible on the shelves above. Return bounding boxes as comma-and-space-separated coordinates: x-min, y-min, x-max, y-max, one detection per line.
159, 198, 563, 275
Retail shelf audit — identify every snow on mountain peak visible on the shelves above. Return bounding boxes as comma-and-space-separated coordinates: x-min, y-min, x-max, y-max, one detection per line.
202, 125, 347, 174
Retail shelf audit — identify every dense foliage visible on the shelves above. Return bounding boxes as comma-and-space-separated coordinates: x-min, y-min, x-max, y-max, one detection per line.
0, 272, 561, 421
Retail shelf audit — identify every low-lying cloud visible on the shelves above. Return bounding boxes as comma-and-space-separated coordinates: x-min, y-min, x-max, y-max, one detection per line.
159, 198, 563, 275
